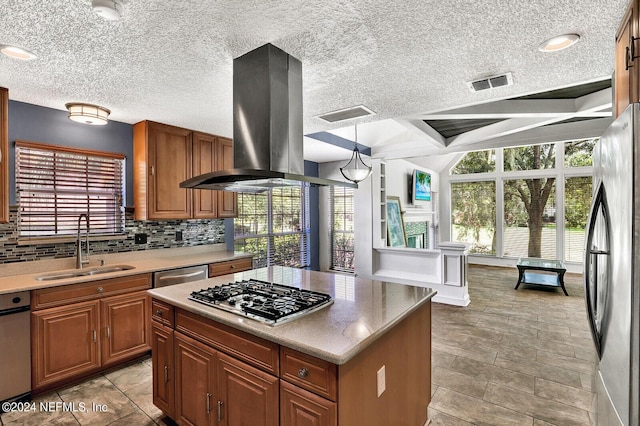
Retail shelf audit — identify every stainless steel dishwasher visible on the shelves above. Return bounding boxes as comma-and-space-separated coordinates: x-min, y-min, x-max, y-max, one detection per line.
0, 291, 31, 404
153, 264, 209, 287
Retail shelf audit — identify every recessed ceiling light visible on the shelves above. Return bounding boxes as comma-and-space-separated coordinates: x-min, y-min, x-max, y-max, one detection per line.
0, 45, 36, 61
65, 103, 111, 125
92, 0, 124, 20
538, 34, 580, 52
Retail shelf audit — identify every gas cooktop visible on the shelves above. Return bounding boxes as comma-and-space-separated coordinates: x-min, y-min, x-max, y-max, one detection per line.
188, 279, 333, 326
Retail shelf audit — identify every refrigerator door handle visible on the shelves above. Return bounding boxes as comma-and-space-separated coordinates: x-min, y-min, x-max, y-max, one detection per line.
584, 181, 611, 359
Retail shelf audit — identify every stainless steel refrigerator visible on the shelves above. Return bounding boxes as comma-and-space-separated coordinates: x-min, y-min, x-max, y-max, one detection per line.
584, 103, 640, 425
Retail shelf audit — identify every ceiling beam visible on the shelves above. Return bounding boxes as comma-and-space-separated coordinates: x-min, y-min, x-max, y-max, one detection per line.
394, 119, 448, 148
412, 88, 612, 120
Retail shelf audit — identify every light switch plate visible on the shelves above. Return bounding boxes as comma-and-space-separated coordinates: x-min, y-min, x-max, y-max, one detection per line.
377, 365, 386, 397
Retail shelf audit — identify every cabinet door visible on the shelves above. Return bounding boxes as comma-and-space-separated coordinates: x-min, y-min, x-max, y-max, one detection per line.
101, 291, 150, 367
175, 332, 216, 426
216, 352, 279, 426
216, 138, 237, 218
281, 380, 337, 426
32, 300, 100, 392
148, 122, 193, 219
193, 131, 218, 219
152, 322, 174, 417
0, 87, 8, 223
615, 1, 639, 118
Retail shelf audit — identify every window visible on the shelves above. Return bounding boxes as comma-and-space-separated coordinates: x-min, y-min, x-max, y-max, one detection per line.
565, 176, 592, 262
451, 181, 496, 254
330, 186, 354, 272
504, 143, 555, 172
451, 150, 496, 174
234, 186, 309, 268
447, 138, 596, 263
503, 178, 556, 259
15, 141, 125, 239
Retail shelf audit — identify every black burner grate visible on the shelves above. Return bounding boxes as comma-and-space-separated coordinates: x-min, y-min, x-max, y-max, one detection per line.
188, 279, 333, 325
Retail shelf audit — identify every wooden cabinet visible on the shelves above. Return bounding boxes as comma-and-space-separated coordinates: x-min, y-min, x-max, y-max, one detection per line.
31, 274, 152, 393
193, 131, 218, 219
134, 121, 192, 220
281, 380, 337, 426
101, 290, 150, 367
208, 257, 253, 277
216, 137, 237, 218
216, 352, 279, 426
615, 0, 640, 117
31, 300, 100, 391
171, 330, 278, 426
151, 322, 174, 418
0, 87, 7, 223
174, 332, 215, 426
134, 121, 237, 220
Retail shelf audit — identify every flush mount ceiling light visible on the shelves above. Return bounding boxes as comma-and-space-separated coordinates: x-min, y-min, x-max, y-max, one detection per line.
539, 34, 580, 52
340, 125, 372, 184
92, 0, 124, 20
0, 44, 36, 61
65, 103, 111, 125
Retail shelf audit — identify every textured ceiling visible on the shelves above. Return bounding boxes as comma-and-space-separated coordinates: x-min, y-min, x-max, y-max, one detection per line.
0, 0, 627, 160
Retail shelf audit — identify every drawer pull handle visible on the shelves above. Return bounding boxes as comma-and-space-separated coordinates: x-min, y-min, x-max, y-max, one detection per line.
92, 330, 97, 342
206, 392, 212, 414
217, 400, 224, 422
298, 367, 309, 379
156, 310, 163, 316
106, 326, 110, 339
164, 365, 169, 383
230, 265, 235, 269
97, 287, 103, 293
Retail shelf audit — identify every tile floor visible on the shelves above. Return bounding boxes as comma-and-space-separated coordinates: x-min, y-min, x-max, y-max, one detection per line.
429, 265, 596, 426
0, 265, 595, 426
0, 357, 175, 426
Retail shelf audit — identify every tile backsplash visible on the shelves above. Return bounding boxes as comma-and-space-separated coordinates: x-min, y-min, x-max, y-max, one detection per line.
0, 208, 226, 264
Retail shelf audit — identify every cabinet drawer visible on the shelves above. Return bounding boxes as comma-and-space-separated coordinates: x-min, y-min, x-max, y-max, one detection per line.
32, 273, 152, 310
280, 347, 337, 401
151, 298, 174, 327
208, 258, 252, 277
175, 308, 279, 375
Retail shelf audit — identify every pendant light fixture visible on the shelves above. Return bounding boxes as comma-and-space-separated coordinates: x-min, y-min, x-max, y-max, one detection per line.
65, 103, 111, 125
340, 125, 372, 184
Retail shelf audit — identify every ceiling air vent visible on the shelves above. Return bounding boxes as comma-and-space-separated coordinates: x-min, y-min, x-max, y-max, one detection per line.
317, 104, 376, 123
467, 72, 514, 92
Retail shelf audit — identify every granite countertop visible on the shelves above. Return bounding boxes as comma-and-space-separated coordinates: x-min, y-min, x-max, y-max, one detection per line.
148, 266, 436, 365
0, 245, 252, 295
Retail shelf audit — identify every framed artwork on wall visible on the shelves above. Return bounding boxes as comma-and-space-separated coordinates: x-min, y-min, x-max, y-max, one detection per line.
386, 196, 407, 247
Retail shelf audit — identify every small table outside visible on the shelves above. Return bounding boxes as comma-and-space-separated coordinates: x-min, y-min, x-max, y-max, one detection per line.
515, 258, 568, 296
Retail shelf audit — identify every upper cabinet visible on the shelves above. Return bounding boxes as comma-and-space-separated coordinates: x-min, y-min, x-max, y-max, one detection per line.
615, 0, 640, 117
134, 121, 237, 220
217, 137, 237, 218
0, 88, 8, 223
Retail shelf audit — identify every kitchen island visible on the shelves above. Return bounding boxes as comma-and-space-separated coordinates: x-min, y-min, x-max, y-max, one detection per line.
148, 266, 435, 426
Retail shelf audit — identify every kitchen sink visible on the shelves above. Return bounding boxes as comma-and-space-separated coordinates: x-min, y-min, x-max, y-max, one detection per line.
35, 265, 135, 281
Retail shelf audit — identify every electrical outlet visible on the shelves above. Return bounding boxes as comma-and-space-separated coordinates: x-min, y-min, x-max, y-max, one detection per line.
134, 233, 147, 244
176, 231, 183, 241
377, 365, 386, 397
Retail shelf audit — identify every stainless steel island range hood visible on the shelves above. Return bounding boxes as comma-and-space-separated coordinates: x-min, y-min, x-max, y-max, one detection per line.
180, 43, 357, 193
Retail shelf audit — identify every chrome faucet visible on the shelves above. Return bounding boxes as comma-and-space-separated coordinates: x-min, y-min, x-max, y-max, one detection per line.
76, 213, 90, 269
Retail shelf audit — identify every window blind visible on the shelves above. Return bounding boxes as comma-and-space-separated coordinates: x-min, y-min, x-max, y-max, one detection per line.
15, 141, 125, 239
330, 186, 355, 272
234, 184, 310, 268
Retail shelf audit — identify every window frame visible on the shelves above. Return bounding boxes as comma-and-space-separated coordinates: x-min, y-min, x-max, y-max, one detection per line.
233, 185, 310, 268
15, 140, 126, 243
444, 140, 594, 264
329, 185, 355, 273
